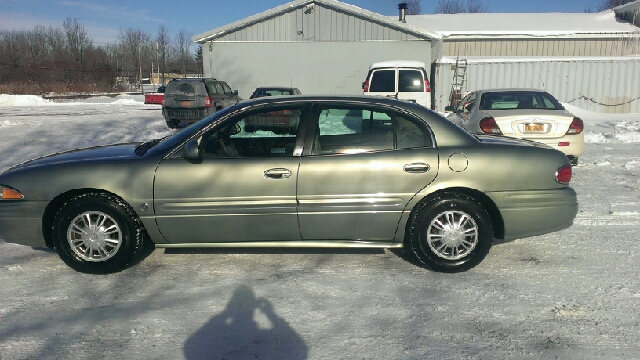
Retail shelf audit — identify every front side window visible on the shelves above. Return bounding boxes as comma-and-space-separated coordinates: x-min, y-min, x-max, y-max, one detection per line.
199, 107, 301, 158
312, 107, 431, 155
369, 69, 395, 92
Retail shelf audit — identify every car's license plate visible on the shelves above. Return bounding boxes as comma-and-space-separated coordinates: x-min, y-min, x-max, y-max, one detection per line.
180, 101, 191, 107
524, 123, 544, 132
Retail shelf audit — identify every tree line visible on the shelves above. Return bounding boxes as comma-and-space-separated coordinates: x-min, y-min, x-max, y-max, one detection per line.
0, 18, 201, 95
406, 0, 637, 14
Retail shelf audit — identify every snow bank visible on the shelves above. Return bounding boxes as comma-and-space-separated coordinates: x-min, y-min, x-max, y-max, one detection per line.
0, 94, 51, 107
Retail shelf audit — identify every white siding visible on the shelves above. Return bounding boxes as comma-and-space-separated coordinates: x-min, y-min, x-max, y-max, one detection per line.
204, 41, 431, 99
435, 58, 640, 113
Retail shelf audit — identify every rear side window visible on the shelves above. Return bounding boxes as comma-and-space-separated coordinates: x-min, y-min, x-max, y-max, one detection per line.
369, 70, 395, 92
398, 69, 424, 92
312, 107, 432, 155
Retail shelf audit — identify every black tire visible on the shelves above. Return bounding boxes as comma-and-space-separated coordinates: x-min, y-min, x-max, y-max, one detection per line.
52, 193, 147, 274
166, 119, 179, 129
570, 157, 579, 166
406, 193, 493, 273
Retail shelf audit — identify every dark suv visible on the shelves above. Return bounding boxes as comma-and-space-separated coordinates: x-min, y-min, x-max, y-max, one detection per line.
162, 78, 240, 128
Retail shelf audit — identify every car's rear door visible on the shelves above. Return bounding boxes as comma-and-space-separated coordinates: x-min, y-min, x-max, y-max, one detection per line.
153, 104, 306, 243
296, 103, 439, 241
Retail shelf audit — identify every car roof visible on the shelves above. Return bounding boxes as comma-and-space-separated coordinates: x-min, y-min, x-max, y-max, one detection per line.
253, 86, 298, 91
477, 88, 547, 94
369, 60, 426, 69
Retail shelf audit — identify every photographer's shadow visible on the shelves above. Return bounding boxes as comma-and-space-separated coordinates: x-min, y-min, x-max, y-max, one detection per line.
184, 285, 308, 360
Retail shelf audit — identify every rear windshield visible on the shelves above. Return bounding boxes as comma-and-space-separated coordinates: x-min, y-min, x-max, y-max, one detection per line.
166, 81, 206, 95
398, 69, 424, 92
369, 69, 395, 92
479, 91, 564, 110
253, 88, 293, 97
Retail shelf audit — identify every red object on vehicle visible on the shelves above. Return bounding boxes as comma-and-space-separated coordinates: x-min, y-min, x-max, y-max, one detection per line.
479, 117, 502, 134
565, 117, 584, 135
424, 78, 431, 93
363, 80, 370, 93
555, 164, 572, 184
204, 96, 212, 108
144, 93, 164, 105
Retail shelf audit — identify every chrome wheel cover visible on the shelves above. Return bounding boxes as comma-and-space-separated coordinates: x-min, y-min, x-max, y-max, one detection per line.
426, 210, 478, 260
67, 211, 122, 262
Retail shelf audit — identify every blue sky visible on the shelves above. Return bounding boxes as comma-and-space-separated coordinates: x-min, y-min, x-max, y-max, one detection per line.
0, 0, 605, 45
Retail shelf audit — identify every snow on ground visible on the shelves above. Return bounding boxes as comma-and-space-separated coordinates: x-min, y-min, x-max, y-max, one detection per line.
1, 95, 640, 359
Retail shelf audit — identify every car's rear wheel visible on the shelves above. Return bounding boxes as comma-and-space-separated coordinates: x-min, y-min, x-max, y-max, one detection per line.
52, 193, 146, 274
407, 193, 493, 272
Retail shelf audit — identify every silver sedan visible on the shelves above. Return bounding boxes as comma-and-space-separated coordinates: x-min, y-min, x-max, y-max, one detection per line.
446, 89, 584, 165
0, 96, 578, 274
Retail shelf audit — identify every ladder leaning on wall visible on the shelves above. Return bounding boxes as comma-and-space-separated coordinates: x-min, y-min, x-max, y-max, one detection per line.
448, 57, 468, 108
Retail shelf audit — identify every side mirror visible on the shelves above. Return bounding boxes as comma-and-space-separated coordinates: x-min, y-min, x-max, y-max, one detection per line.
183, 137, 201, 159
233, 90, 238, 96
361, 82, 365, 89
444, 106, 455, 112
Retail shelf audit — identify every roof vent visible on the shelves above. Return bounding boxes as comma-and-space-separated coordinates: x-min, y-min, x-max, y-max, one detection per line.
398, 3, 408, 23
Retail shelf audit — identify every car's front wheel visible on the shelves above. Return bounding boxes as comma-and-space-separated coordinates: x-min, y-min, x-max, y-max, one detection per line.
407, 193, 493, 272
52, 193, 146, 274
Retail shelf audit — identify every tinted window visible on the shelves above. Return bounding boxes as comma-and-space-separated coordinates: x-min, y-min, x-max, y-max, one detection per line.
166, 81, 206, 94
221, 83, 233, 95
398, 69, 424, 92
479, 91, 564, 110
369, 70, 395, 92
199, 107, 301, 158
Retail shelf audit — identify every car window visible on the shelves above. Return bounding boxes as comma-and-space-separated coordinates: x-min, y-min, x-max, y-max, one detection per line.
199, 107, 301, 158
479, 92, 564, 110
205, 81, 220, 95
166, 81, 205, 94
398, 69, 424, 92
312, 107, 431, 155
369, 69, 395, 92
458, 92, 476, 114
221, 83, 233, 95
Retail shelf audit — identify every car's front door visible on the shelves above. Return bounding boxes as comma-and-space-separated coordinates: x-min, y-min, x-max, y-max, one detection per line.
153, 105, 305, 243
297, 104, 439, 241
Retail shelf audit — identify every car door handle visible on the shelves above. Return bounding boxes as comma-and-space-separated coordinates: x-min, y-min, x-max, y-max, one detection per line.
403, 163, 431, 173
264, 168, 292, 179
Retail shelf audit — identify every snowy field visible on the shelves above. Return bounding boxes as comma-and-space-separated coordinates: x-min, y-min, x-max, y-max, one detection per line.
1, 94, 640, 359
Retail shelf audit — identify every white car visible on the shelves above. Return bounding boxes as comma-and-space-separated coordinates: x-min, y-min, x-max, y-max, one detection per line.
446, 89, 584, 165
362, 60, 431, 109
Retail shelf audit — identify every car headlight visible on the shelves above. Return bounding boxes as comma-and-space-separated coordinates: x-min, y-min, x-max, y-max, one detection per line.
0, 186, 24, 200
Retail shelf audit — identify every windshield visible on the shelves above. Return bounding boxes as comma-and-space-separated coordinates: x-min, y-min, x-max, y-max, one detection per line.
479, 91, 564, 111
142, 105, 236, 156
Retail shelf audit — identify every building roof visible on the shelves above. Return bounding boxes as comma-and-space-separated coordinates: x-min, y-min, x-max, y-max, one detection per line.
192, 0, 441, 43
404, 11, 640, 38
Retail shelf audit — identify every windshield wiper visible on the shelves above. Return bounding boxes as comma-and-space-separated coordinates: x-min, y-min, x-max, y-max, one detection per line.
135, 138, 162, 156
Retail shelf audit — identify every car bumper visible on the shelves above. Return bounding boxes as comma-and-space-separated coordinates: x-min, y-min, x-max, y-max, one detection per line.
0, 200, 47, 248
487, 187, 578, 241
525, 133, 584, 159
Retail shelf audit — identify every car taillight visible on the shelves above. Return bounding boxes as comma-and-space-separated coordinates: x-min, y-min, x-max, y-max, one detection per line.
161, 98, 165, 106
424, 78, 431, 93
565, 117, 583, 135
362, 80, 370, 93
556, 164, 572, 184
204, 96, 212, 108
479, 117, 502, 134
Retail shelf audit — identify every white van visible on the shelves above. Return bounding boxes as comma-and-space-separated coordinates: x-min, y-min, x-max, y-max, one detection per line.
362, 60, 431, 109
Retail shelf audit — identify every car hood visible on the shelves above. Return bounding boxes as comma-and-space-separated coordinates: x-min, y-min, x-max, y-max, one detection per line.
4, 143, 142, 173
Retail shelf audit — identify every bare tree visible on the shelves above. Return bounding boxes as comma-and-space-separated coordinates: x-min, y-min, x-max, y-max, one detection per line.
434, 0, 488, 14
406, 0, 421, 15
118, 28, 151, 83
175, 29, 192, 76
155, 25, 170, 84
598, 0, 635, 11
